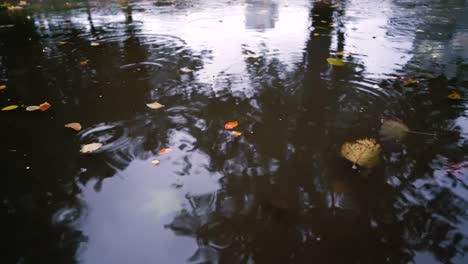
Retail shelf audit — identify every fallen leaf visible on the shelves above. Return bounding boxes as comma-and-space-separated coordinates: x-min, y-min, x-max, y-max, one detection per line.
402, 78, 418, 86
64, 122, 82, 131
326, 58, 345, 66
335, 51, 345, 56
80, 60, 89, 66
39, 102, 51, 111
242, 54, 258, 59
416, 29, 424, 33
0, 85, 6, 90
18, 1, 27, 6
65, 2, 71, 8
8, 6, 23, 11
159, 148, 171, 154
448, 91, 462, 100
1, 105, 18, 111
379, 118, 410, 140
179, 67, 193, 73
57, 41, 67, 46
80, 143, 103, 153
224, 121, 239, 130
151, 159, 160, 165
341, 138, 381, 168
146, 102, 164, 109
231, 131, 242, 137
313, 33, 320, 36
25, 105, 40, 111
90, 42, 100, 47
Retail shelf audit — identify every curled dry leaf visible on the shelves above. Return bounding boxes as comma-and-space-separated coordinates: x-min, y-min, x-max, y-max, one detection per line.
26, 105, 40, 111
326, 58, 344, 66
159, 148, 172, 154
224, 121, 239, 130
341, 138, 381, 168
1, 105, 18, 111
179, 67, 193, 73
0, 85, 6, 90
151, 159, 160, 165
64, 122, 82, 131
80, 143, 103, 153
39, 102, 51, 111
379, 118, 409, 140
146, 102, 164, 109
231, 131, 242, 137
448, 91, 462, 100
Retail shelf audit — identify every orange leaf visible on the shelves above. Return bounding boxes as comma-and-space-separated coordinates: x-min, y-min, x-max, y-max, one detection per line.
159, 148, 172, 154
224, 121, 238, 130
448, 91, 462, 100
231, 131, 242, 137
0, 85, 6, 90
65, 2, 71, 8
64, 122, 82, 131
80, 60, 88, 66
39, 102, 51, 111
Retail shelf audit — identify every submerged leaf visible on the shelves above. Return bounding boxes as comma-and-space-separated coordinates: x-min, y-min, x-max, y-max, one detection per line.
1, 105, 18, 111
0, 85, 6, 90
64, 122, 82, 131
224, 121, 239, 130
146, 102, 164, 109
379, 118, 410, 140
448, 91, 462, 100
231, 131, 242, 137
159, 148, 172, 154
39, 102, 51, 111
25, 105, 40, 111
341, 138, 381, 168
80, 143, 103, 153
151, 159, 160, 165
179, 67, 193, 73
326, 58, 344, 66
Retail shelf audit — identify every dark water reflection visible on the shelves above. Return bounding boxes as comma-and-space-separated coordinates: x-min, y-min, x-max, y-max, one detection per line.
1, 0, 468, 263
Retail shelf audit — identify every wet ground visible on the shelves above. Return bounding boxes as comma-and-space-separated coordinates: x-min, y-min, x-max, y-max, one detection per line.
1, 0, 468, 263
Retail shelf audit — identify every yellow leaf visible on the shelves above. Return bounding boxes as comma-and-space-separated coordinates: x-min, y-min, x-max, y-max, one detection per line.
448, 91, 462, 100
80, 143, 103, 153
146, 102, 164, 109
179, 67, 193, 73
340, 138, 381, 168
57, 41, 67, 46
231, 131, 242, 137
326, 58, 344, 66
0, 85, 6, 90
224, 121, 239, 130
1, 105, 18, 111
313, 33, 320, 37
335, 51, 345, 56
64, 122, 82, 131
151, 159, 160, 165
159, 148, 171, 154
25, 105, 40, 111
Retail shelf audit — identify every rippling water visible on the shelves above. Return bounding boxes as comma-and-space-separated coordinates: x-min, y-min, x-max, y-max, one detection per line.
1, 0, 468, 263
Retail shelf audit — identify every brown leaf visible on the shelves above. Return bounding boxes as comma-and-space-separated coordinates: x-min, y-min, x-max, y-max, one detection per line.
402, 78, 418, 86
64, 122, 82, 131
224, 121, 239, 130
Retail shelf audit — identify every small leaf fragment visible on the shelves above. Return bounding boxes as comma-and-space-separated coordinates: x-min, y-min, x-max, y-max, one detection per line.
379, 118, 410, 140
39, 102, 51, 111
159, 148, 172, 154
341, 138, 381, 168
1, 105, 18, 111
57, 41, 67, 46
26, 105, 40, 111
64, 122, 82, 131
0, 85, 6, 90
179, 67, 193, 73
224, 121, 239, 130
313, 33, 320, 36
80, 143, 103, 153
402, 78, 418, 86
90, 42, 100, 47
151, 159, 160, 165
448, 91, 462, 100
326, 58, 345, 66
80, 60, 89, 66
65, 2, 72, 8
231, 131, 242, 137
146, 102, 164, 109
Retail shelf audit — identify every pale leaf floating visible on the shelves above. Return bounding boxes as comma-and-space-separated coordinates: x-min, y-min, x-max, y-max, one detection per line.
341, 138, 381, 168
159, 148, 171, 154
90, 42, 100, 47
326, 58, 344, 66
231, 131, 242, 137
179, 67, 193, 73
224, 121, 239, 130
80, 143, 103, 153
146, 102, 164, 109
151, 159, 160, 165
1, 105, 18, 111
64, 122, 82, 131
25, 105, 40, 111
379, 118, 436, 140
